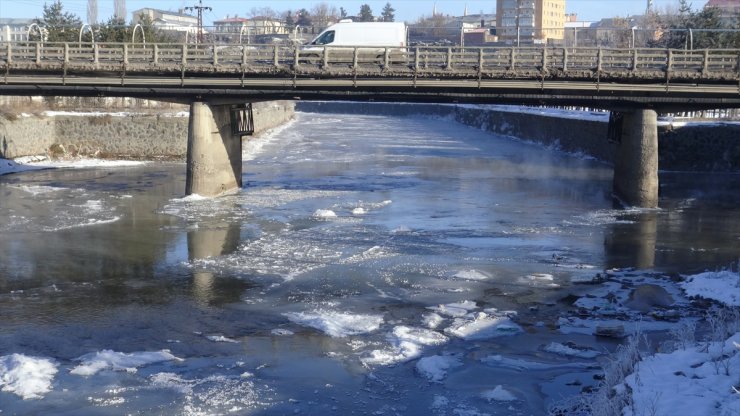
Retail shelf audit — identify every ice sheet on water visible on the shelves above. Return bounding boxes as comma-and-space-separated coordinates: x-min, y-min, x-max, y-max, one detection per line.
481, 354, 593, 371
428, 301, 479, 318
453, 270, 490, 281
543, 342, 602, 359
150, 372, 266, 415
70, 349, 182, 376
11, 185, 66, 195
416, 355, 462, 383
206, 335, 240, 343
283, 310, 384, 338
0, 354, 58, 400
562, 209, 642, 227
0, 195, 121, 232
680, 270, 740, 306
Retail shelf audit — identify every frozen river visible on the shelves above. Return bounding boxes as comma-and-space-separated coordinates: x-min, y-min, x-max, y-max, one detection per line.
1, 110, 739, 415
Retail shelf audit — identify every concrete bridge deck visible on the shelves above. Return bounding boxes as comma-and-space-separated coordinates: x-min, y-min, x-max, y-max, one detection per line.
1, 42, 739, 109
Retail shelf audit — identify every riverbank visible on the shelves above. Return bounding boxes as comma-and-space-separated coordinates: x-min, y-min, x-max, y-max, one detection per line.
297, 102, 740, 172
0, 101, 295, 161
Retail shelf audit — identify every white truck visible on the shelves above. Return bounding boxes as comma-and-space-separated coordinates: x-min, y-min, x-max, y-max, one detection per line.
301, 20, 408, 64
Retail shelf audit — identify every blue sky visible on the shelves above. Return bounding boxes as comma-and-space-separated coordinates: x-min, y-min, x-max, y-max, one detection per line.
0, 1, 687, 24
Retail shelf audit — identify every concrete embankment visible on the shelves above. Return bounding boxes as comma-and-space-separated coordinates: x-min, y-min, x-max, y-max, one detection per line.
297, 102, 740, 172
0, 101, 295, 160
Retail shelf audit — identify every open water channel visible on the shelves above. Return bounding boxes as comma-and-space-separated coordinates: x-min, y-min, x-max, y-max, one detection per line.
1, 110, 739, 415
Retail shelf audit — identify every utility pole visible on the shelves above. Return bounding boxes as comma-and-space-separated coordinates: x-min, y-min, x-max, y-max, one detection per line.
186, 0, 211, 44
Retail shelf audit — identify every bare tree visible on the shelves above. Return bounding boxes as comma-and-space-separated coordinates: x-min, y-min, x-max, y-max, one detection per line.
311, 2, 339, 29
249, 7, 278, 18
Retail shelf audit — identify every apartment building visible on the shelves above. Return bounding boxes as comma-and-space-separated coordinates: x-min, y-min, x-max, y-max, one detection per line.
496, 0, 566, 44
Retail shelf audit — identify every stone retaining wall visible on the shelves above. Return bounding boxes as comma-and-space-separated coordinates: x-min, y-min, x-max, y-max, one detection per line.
297, 101, 740, 172
0, 101, 295, 160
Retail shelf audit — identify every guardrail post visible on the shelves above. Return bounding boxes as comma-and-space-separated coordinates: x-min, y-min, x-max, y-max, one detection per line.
181, 44, 187, 66
35, 42, 41, 64
666, 49, 673, 74
562, 47, 568, 71
478, 48, 484, 72
123, 43, 128, 65
93, 43, 99, 65
242, 45, 248, 67
414, 47, 420, 70
632, 48, 638, 72
510, 47, 516, 71
5, 43, 11, 64
273, 44, 279, 68
702, 49, 709, 76
293, 46, 300, 69
597, 47, 602, 72
322, 46, 328, 68
64, 43, 69, 64
352, 47, 358, 71
446, 47, 452, 70
541, 47, 547, 75
212, 44, 218, 66
153, 44, 158, 65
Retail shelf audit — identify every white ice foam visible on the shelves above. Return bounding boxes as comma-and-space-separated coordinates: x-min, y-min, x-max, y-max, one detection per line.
70, 350, 182, 376
313, 209, 337, 218
270, 329, 294, 336
428, 301, 478, 318
283, 310, 383, 338
415, 355, 461, 383
206, 335, 240, 343
352, 207, 367, 215
0, 354, 58, 400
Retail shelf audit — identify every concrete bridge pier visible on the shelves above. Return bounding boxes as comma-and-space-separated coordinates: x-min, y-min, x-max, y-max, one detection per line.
612, 109, 659, 208
186, 102, 242, 196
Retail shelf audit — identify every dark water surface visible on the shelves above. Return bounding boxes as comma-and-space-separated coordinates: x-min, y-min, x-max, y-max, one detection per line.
0, 112, 738, 415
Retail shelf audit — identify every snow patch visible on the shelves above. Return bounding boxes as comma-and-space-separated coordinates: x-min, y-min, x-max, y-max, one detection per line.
313, 209, 337, 219
680, 270, 740, 306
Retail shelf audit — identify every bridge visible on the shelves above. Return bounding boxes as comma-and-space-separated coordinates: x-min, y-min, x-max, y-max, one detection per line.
2, 41, 740, 207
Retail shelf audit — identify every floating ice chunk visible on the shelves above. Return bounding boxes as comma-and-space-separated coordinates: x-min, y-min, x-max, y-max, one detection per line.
428, 301, 478, 318
392, 225, 412, 234
361, 326, 448, 367
481, 385, 517, 402
543, 342, 602, 359
313, 209, 337, 218
271, 329, 294, 336
453, 270, 490, 281
392, 326, 448, 346
283, 310, 383, 338
0, 354, 58, 400
352, 207, 367, 215
519, 273, 560, 288
422, 313, 445, 329
206, 335, 240, 343
680, 270, 740, 306
444, 312, 522, 340
416, 355, 461, 383
71, 350, 182, 376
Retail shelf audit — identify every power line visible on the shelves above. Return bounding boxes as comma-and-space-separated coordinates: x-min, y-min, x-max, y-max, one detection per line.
185, 0, 211, 44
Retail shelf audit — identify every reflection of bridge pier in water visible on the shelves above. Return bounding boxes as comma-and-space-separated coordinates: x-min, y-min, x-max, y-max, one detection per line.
604, 211, 658, 270
187, 224, 241, 305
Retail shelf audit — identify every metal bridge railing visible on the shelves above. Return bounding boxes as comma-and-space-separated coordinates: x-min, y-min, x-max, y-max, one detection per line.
1, 41, 739, 81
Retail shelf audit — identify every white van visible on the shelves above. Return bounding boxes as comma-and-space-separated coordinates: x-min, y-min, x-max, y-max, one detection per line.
307, 20, 407, 49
